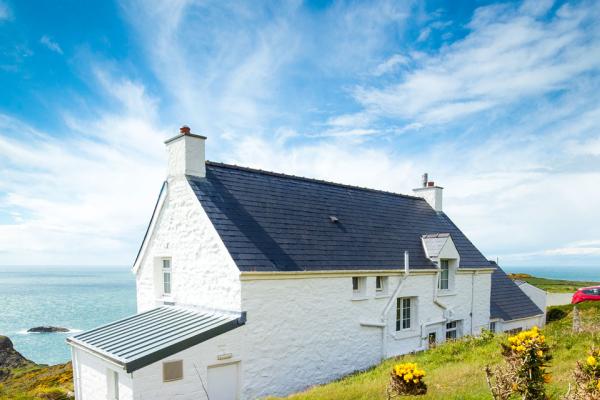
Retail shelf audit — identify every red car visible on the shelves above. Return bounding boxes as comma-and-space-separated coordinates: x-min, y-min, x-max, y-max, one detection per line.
571, 286, 600, 304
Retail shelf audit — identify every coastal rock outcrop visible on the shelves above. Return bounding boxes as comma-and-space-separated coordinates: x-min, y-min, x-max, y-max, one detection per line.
0, 335, 33, 379
27, 326, 70, 333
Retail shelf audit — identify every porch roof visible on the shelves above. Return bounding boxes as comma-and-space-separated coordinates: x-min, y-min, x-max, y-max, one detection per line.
67, 306, 245, 373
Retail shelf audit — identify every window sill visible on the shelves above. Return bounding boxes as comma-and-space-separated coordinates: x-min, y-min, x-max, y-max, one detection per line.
437, 291, 456, 297
351, 296, 369, 301
375, 293, 390, 299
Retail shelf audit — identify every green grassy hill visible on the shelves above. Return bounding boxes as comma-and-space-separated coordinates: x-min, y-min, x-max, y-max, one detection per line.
269, 302, 600, 400
508, 273, 599, 293
0, 363, 73, 400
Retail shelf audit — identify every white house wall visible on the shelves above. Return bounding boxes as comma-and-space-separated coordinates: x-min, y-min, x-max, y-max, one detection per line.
239, 269, 491, 399
500, 315, 545, 332
130, 329, 244, 400
518, 282, 547, 317
72, 348, 133, 400
135, 176, 242, 312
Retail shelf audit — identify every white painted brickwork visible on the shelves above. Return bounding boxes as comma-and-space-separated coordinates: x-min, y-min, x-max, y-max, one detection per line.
135, 175, 241, 313
72, 348, 133, 400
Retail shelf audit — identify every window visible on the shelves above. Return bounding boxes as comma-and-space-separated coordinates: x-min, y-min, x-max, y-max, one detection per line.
163, 360, 183, 382
505, 327, 523, 335
489, 321, 497, 333
107, 370, 119, 400
162, 259, 172, 296
438, 260, 449, 290
352, 277, 366, 297
396, 297, 413, 331
446, 320, 460, 340
376, 276, 387, 293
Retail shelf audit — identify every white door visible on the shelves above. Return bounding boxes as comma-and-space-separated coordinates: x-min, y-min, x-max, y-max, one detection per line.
207, 363, 240, 400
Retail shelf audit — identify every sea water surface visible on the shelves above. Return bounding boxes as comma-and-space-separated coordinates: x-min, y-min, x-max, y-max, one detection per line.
0, 265, 135, 365
502, 266, 599, 281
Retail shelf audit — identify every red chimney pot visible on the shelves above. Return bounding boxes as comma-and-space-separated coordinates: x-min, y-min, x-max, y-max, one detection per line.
427, 181, 435, 187
180, 125, 191, 135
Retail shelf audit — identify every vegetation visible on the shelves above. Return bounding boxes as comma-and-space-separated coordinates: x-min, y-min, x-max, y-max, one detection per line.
508, 274, 599, 293
270, 302, 600, 400
0, 363, 73, 400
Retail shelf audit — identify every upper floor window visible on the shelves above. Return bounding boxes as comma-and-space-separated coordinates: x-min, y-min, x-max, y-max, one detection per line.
162, 259, 172, 296
375, 276, 387, 293
396, 297, 414, 331
438, 260, 449, 290
352, 277, 366, 297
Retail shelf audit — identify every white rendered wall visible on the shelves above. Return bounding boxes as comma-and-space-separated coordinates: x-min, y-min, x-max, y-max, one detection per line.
238, 269, 492, 399
135, 176, 242, 312
72, 348, 133, 400
500, 315, 545, 332
518, 282, 547, 317
131, 329, 244, 400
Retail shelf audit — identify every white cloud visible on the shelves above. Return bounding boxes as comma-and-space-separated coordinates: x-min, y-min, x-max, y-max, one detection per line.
0, 75, 167, 265
354, 1, 600, 125
40, 35, 63, 54
372, 54, 410, 76
0, 1, 10, 21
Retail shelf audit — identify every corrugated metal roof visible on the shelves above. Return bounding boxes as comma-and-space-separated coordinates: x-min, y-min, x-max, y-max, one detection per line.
67, 306, 245, 373
187, 162, 494, 272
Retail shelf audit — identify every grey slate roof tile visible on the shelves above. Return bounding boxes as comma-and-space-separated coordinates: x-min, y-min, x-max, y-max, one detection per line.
187, 162, 494, 272
490, 264, 544, 321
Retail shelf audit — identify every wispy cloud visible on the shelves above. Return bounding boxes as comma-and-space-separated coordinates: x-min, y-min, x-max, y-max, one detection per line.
40, 35, 63, 54
0, 1, 10, 21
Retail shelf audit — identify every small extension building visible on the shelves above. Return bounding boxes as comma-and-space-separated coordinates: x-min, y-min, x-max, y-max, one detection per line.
68, 127, 543, 400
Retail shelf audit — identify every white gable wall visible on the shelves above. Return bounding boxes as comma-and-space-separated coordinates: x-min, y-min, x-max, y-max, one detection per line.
135, 176, 242, 313
72, 347, 134, 400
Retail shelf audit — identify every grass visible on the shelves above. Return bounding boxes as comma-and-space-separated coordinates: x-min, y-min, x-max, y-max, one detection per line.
508, 273, 599, 293
269, 302, 600, 400
0, 363, 72, 400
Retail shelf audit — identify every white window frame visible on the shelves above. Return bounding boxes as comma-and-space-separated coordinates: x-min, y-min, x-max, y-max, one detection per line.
375, 276, 387, 293
489, 320, 498, 333
107, 369, 119, 400
396, 297, 414, 331
352, 276, 366, 298
162, 258, 172, 296
445, 320, 461, 340
438, 259, 450, 290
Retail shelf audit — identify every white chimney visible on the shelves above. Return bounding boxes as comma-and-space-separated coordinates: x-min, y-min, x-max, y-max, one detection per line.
165, 126, 206, 179
413, 173, 443, 212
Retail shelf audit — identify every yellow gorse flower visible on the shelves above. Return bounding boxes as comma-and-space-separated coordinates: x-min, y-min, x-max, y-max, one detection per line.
587, 356, 597, 367
508, 326, 546, 355
392, 362, 426, 384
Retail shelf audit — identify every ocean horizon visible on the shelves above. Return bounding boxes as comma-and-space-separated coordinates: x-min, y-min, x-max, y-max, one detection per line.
0, 264, 597, 365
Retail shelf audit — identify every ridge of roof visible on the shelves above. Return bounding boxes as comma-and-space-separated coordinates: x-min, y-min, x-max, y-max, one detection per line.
204, 161, 426, 202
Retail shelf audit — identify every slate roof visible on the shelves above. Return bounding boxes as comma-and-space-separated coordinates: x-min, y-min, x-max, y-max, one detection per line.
187, 162, 494, 272
490, 264, 543, 321
67, 306, 245, 373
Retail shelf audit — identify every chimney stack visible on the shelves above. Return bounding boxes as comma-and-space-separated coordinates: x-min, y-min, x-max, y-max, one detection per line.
413, 173, 443, 212
164, 125, 206, 179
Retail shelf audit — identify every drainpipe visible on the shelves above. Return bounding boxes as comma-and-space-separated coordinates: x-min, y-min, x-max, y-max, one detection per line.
379, 251, 410, 360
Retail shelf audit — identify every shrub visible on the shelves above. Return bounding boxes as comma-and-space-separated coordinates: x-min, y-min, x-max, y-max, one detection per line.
31, 387, 72, 400
547, 307, 568, 323
486, 326, 552, 400
564, 347, 600, 399
387, 362, 427, 398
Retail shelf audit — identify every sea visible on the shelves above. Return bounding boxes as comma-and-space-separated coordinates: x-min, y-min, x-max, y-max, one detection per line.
0, 266, 136, 365
0, 265, 598, 366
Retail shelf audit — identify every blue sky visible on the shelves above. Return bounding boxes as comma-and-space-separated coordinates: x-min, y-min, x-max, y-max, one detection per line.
1, 0, 600, 267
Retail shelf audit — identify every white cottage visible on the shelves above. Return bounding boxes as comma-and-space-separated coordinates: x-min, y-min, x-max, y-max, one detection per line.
68, 127, 543, 400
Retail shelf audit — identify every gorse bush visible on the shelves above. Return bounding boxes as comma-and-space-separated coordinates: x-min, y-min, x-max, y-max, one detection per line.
547, 308, 568, 323
387, 362, 427, 398
486, 326, 552, 400
564, 347, 600, 399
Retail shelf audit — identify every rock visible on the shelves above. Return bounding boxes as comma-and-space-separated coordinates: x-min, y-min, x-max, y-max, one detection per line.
0, 335, 33, 372
27, 326, 70, 333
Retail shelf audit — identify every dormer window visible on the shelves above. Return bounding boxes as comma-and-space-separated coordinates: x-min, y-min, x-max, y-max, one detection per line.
439, 260, 449, 290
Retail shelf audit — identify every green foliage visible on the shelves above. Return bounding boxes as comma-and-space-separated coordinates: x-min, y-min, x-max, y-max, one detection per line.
547, 307, 568, 323
0, 363, 73, 400
507, 274, 599, 293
